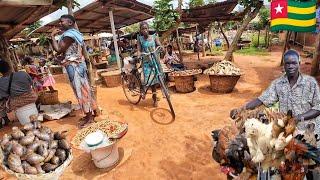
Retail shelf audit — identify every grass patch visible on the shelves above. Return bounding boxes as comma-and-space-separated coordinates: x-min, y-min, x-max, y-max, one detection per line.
235, 47, 270, 56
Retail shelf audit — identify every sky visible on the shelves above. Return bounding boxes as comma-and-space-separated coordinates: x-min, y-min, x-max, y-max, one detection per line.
40, 0, 270, 25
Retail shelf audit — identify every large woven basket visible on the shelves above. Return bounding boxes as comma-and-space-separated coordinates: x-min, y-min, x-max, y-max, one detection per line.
38, 90, 59, 105
101, 70, 121, 88
174, 76, 195, 93
0, 149, 72, 180
209, 74, 240, 93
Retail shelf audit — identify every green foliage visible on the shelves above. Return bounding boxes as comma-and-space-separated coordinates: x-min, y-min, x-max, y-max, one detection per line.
258, 6, 270, 27
38, 34, 49, 46
21, 20, 43, 37
56, 0, 80, 9
251, 33, 265, 47
153, 0, 180, 32
235, 46, 269, 56
123, 23, 140, 34
239, 0, 262, 8
189, 0, 205, 7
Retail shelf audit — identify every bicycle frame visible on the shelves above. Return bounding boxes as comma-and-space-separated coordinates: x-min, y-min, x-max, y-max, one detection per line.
139, 49, 163, 94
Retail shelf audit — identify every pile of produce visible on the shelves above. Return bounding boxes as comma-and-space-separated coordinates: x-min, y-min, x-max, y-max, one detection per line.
168, 69, 202, 77
0, 118, 71, 174
204, 60, 241, 76
160, 62, 173, 73
72, 120, 128, 147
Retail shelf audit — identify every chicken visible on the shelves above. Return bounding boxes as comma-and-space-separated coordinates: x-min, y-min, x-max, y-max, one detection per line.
211, 124, 257, 178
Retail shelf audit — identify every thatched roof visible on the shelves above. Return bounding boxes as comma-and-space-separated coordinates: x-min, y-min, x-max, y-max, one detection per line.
36, 0, 154, 34
0, 0, 63, 39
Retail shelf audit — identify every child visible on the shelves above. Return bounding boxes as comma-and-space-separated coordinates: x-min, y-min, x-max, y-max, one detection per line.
39, 58, 55, 92
24, 56, 43, 92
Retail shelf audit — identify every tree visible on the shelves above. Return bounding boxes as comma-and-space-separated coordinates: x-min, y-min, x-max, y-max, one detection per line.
224, 0, 263, 61
122, 23, 140, 34
258, 6, 270, 47
189, 0, 204, 8
21, 20, 43, 37
153, 0, 180, 32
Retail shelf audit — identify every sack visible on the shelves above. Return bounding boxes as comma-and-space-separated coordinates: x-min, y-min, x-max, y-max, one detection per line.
122, 57, 135, 74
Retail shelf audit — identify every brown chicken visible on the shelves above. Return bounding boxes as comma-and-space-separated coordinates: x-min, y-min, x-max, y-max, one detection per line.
211, 124, 257, 179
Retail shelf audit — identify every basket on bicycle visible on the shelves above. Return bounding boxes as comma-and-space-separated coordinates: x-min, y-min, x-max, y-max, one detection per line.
101, 70, 122, 88
169, 69, 202, 93
38, 90, 59, 105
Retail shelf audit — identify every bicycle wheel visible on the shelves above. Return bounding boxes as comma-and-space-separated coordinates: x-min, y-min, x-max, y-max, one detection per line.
157, 74, 175, 118
122, 73, 142, 104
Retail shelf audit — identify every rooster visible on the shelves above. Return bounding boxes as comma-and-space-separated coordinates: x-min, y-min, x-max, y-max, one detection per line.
211, 124, 257, 179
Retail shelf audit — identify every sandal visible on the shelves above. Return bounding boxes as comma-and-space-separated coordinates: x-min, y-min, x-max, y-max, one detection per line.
78, 117, 88, 129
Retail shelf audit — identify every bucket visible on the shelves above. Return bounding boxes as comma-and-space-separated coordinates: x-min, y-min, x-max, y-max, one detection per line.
15, 103, 38, 125
91, 141, 119, 168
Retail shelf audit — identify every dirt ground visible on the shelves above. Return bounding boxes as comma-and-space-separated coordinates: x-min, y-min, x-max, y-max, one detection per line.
0, 46, 315, 180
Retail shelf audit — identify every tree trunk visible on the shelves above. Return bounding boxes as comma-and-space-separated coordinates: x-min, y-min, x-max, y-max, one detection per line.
257, 30, 260, 47
218, 22, 230, 49
280, 31, 292, 66
265, 24, 269, 48
0, 36, 17, 71
224, 2, 263, 61
208, 24, 213, 52
311, 32, 320, 76
175, 29, 184, 62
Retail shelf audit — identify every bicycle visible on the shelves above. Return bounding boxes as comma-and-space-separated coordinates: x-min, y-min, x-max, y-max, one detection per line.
121, 46, 175, 118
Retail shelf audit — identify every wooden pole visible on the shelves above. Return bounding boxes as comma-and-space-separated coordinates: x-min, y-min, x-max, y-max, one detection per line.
196, 25, 200, 61
109, 9, 121, 69
175, 29, 184, 62
201, 33, 206, 57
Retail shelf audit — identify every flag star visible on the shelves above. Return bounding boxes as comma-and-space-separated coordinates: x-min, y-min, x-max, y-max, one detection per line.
275, 4, 284, 14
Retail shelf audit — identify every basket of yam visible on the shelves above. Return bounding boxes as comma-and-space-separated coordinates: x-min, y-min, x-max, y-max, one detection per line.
0, 118, 72, 180
168, 69, 202, 93
204, 60, 241, 93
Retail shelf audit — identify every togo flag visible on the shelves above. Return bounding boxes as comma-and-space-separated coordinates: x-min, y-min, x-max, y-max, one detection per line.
271, 0, 316, 32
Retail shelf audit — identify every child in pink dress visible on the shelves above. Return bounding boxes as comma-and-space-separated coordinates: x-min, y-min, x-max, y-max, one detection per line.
39, 59, 55, 91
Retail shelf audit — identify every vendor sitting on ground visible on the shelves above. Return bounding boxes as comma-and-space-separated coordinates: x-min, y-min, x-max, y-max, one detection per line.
230, 49, 320, 179
0, 59, 38, 128
163, 45, 185, 71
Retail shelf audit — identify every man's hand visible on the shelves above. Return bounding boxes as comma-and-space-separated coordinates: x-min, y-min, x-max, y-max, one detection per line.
51, 28, 61, 37
230, 106, 246, 119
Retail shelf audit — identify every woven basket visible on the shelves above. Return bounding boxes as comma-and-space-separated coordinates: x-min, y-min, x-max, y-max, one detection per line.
38, 90, 59, 105
101, 71, 121, 88
209, 74, 240, 93
0, 149, 73, 180
49, 66, 63, 75
71, 120, 128, 150
174, 76, 195, 93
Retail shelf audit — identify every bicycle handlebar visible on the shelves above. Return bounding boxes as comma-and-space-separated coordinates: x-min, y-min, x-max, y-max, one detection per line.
140, 46, 162, 56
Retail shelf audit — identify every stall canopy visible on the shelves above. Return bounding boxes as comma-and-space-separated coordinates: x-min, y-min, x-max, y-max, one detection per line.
0, 0, 63, 39
181, 0, 245, 29
35, 0, 154, 34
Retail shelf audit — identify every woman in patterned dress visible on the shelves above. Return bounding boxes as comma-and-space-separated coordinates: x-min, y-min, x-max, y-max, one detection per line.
137, 22, 163, 107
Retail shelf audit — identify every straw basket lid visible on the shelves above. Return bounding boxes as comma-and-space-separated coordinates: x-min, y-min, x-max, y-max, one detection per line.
72, 120, 128, 150
0, 148, 73, 180
101, 70, 121, 76
169, 69, 202, 77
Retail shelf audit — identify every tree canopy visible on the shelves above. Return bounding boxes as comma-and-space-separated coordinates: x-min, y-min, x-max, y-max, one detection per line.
153, 0, 180, 32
